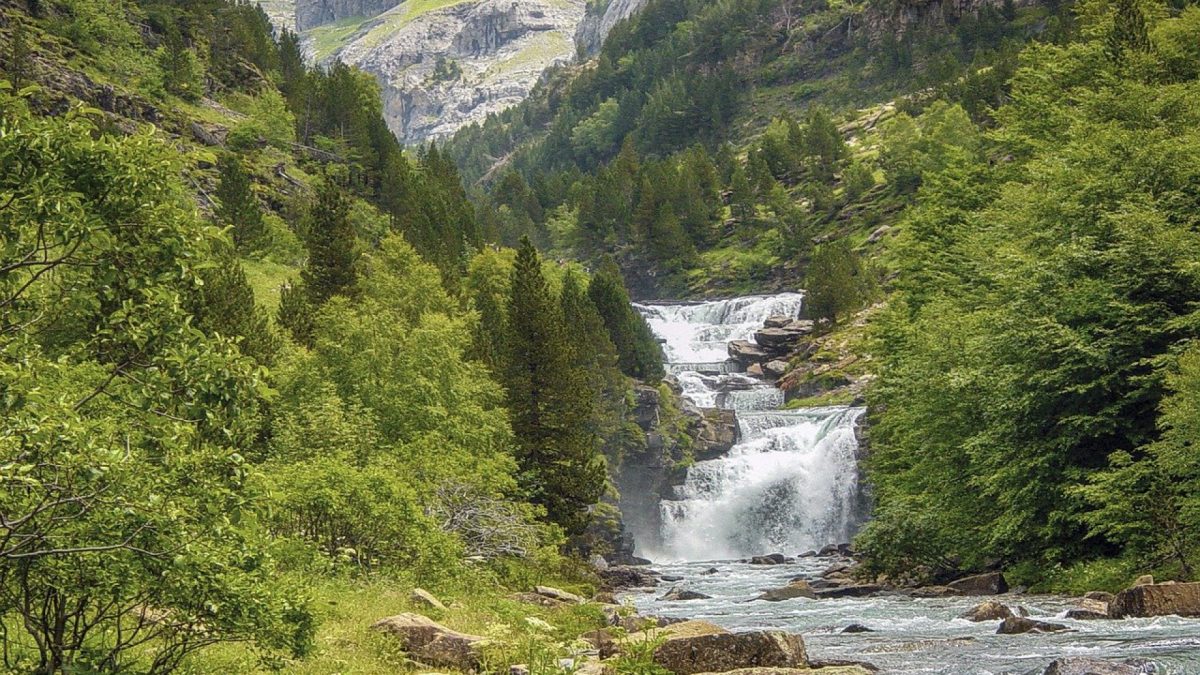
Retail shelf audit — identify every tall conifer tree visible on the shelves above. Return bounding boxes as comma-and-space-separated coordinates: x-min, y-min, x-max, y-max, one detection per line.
215, 153, 265, 251
301, 179, 358, 305
504, 238, 606, 535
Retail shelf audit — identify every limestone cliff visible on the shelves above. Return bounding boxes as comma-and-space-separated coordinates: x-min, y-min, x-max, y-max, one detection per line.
574, 0, 649, 56
299, 0, 585, 145
295, 0, 403, 31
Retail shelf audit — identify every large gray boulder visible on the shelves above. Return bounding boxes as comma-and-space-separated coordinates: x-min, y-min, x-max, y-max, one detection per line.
1108, 581, 1200, 618
959, 601, 1014, 622
756, 581, 816, 602
372, 613, 487, 669
730, 340, 771, 365
996, 617, 1069, 634
652, 630, 808, 674
659, 585, 712, 601
1039, 657, 1156, 674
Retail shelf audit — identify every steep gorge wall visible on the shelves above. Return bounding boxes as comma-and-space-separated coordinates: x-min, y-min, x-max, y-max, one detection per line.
575, 0, 650, 55
296, 0, 403, 30
306, 0, 585, 145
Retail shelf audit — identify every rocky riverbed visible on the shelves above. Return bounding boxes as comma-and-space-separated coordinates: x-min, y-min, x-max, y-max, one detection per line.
610, 557, 1200, 674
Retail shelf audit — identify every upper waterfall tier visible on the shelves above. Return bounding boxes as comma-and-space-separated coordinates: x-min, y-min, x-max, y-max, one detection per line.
635, 293, 804, 368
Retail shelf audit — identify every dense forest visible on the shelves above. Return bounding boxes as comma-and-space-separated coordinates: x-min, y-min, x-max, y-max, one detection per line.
445, 0, 1057, 296
0, 0, 667, 671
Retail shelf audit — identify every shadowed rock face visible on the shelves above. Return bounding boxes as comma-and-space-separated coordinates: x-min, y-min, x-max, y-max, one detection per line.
297, 0, 585, 145
296, 0, 402, 30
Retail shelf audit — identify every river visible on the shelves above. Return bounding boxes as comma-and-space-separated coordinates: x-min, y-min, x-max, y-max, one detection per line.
627, 294, 1200, 674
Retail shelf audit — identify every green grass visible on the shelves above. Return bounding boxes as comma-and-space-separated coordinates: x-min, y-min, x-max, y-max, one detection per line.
243, 257, 297, 316
306, 16, 371, 62
182, 574, 612, 674
783, 390, 857, 408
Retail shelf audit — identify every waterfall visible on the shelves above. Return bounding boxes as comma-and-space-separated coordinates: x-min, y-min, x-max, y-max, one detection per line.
636, 294, 866, 562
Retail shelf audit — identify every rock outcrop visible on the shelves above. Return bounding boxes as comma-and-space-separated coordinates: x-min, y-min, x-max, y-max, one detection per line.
996, 617, 1069, 634
371, 613, 487, 669
959, 601, 1013, 622
649, 629, 808, 675
1108, 581, 1200, 618
574, 0, 651, 54
298, 0, 585, 144
1038, 657, 1156, 675
756, 580, 816, 602
295, 0, 401, 30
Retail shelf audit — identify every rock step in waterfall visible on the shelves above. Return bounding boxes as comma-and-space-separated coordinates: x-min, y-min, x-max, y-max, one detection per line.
634, 294, 867, 562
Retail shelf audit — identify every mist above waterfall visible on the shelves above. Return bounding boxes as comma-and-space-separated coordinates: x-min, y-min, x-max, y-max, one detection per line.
636, 294, 866, 562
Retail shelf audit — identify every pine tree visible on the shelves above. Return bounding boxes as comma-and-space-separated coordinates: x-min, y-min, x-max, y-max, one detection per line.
729, 163, 756, 224
7, 18, 33, 89
802, 107, 847, 182
470, 289, 506, 373
1106, 0, 1150, 62
159, 26, 203, 101
588, 258, 665, 382
301, 179, 358, 305
277, 281, 316, 347
504, 238, 606, 535
195, 250, 280, 364
214, 153, 265, 251
805, 239, 870, 327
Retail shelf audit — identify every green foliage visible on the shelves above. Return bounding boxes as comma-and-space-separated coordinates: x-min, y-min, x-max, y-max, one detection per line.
588, 259, 665, 383
0, 87, 310, 672
301, 179, 359, 305
228, 89, 297, 150
158, 25, 204, 101
215, 152, 266, 251
864, 16, 1200, 583
503, 238, 607, 536
805, 239, 872, 327
193, 249, 281, 365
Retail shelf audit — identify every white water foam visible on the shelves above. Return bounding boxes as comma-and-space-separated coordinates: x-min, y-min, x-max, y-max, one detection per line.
636, 294, 865, 561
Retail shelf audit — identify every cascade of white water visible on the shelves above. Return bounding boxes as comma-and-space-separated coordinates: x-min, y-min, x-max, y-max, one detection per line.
636, 294, 866, 562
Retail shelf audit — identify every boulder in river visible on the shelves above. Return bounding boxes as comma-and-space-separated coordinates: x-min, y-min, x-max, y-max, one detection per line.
659, 585, 712, 601
756, 580, 816, 602
750, 553, 788, 565
947, 572, 1009, 595
1084, 591, 1115, 603
1039, 657, 1156, 674
996, 617, 1069, 634
959, 601, 1014, 622
908, 586, 964, 598
754, 326, 812, 350
815, 584, 882, 599
763, 315, 794, 328
1108, 581, 1200, 618
651, 629, 807, 674
599, 565, 659, 590
372, 613, 487, 670
730, 340, 771, 365
841, 623, 874, 633
1064, 608, 1108, 620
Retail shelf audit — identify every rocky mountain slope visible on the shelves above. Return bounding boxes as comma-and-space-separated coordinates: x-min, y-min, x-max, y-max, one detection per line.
574, 0, 650, 55
283, 0, 588, 145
